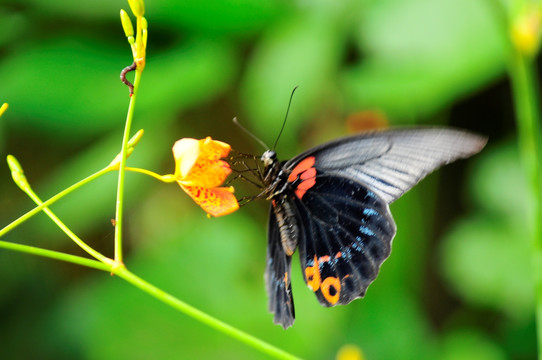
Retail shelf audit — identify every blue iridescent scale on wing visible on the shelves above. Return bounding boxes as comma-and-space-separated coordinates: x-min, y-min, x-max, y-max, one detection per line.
294, 173, 396, 305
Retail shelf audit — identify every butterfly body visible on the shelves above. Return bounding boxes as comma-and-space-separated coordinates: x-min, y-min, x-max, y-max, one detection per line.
260, 128, 487, 329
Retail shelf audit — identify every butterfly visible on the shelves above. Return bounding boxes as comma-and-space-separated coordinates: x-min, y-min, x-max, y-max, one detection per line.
256, 128, 487, 329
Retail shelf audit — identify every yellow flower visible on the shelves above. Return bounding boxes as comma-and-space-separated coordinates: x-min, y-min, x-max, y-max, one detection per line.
511, 5, 542, 57
173, 137, 239, 217
336, 344, 364, 360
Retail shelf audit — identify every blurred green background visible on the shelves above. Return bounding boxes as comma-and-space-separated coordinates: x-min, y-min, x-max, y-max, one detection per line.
0, 0, 537, 359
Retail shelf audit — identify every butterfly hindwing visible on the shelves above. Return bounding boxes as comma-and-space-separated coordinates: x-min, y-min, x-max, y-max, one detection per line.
292, 170, 397, 306
265, 207, 295, 328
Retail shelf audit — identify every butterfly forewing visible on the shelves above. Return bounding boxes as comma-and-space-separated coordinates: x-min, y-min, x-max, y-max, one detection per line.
285, 128, 488, 204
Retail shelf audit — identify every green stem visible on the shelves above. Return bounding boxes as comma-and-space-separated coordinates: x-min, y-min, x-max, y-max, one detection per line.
114, 68, 142, 264
1, 158, 300, 358
0, 166, 112, 238
21, 183, 112, 265
0, 240, 111, 271
0, 235, 301, 359
0, 237, 297, 359
125, 167, 174, 182
114, 266, 302, 360
509, 52, 542, 358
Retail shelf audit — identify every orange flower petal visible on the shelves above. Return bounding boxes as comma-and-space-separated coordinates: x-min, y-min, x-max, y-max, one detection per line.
173, 137, 232, 188
172, 137, 239, 217
198, 137, 231, 160
180, 184, 239, 217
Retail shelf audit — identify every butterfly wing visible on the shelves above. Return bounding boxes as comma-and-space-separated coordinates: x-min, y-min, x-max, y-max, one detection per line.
283, 128, 486, 306
265, 207, 295, 328
294, 175, 396, 306
285, 128, 488, 204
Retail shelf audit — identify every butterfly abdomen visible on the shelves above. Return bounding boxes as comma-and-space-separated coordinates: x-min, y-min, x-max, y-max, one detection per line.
271, 197, 299, 256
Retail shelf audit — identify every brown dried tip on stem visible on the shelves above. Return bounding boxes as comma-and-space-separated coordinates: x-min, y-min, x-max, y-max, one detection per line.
120, 62, 137, 96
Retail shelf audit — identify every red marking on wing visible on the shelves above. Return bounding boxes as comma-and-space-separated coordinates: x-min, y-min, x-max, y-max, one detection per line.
318, 255, 331, 263
288, 156, 317, 199
288, 156, 315, 182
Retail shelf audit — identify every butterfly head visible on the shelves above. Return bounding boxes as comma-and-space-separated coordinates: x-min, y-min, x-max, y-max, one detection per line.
261, 150, 277, 167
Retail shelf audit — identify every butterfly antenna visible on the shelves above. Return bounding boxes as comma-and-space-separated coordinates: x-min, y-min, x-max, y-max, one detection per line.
232, 117, 270, 151
272, 86, 298, 151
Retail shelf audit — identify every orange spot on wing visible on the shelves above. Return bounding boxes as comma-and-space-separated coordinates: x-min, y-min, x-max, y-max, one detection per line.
305, 255, 321, 292
321, 276, 341, 305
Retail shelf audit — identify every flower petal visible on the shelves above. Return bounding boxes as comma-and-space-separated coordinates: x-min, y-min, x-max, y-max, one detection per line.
180, 184, 239, 217
175, 137, 232, 188
173, 137, 238, 216
172, 138, 200, 178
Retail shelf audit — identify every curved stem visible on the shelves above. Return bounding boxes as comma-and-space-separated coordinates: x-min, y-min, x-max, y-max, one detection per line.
114, 266, 302, 360
0, 166, 113, 238
0, 235, 300, 359
0, 240, 111, 271
19, 183, 112, 265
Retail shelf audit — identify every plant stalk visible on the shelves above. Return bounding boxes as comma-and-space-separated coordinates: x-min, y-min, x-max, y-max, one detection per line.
114, 68, 142, 264
114, 266, 302, 360
509, 50, 542, 359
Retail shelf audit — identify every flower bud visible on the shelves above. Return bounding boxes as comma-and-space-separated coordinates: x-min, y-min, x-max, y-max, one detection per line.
120, 9, 134, 39
7, 155, 30, 192
127, 0, 145, 17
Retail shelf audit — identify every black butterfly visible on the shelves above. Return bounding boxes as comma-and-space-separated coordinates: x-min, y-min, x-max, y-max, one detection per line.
257, 128, 487, 328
